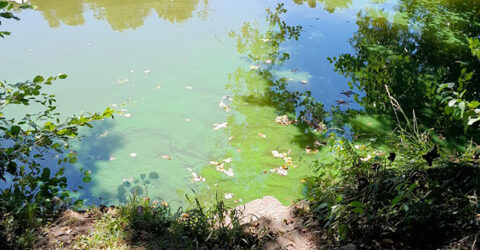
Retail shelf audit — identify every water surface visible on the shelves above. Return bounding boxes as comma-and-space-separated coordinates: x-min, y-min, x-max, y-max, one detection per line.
1, 0, 389, 206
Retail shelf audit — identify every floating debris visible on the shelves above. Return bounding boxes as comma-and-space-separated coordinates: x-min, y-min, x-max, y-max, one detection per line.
301, 80, 308, 85
122, 113, 132, 118
269, 167, 288, 176
314, 140, 327, 147
116, 78, 129, 84
187, 168, 205, 182
213, 122, 228, 130
249, 64, 260, 70
271, 150, 293, 166
275, 115, 294, 125
185, 118, 191, 122
271, 150, 288, 159
259, 38, 270, 42
314, 123, 327, 133
161, 155, 172, 160
258, 132, 267, 138
122, 177, 133, 183
99, 131, 109, 137
110, 103, 118, 107
109, 156, 116, 161
291, 68, 298, 72
130, 69, 134, 73
218, 99, 230, 112
185, 86, 193, 90
217, 164, 234, 177
336, 99, 349, 105
340, 90, 355, 97
218, 95, 233, 112
210, 161, 221, 166
224, 193, 234, 199
234, 199, 243, 203
228, 136, 234, 141
144, 69, 151, 74
222, 168, 234, 177
155, 85, 161, 89
301, 179, 307, 183
210, 161, 234, 177
265, 59, 272, 64
129, 153, 137, 158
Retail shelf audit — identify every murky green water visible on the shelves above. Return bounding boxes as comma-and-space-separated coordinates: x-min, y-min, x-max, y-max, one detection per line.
1, 0, 391, 206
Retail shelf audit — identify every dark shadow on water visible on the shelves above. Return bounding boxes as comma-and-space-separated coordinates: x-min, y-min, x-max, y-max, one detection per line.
115, 170, 161, 204
63, 119, 125, 206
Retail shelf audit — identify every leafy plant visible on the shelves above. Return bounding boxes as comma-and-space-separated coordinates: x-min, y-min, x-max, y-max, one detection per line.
0, 74, 114, 247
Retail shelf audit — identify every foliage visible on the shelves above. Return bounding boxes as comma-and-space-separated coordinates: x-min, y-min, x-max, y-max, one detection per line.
0, 74, 114, 248
306, 125, 480, 248
0, 1, 32, 38
438, 80, 480, 132
74, 194, 263, 249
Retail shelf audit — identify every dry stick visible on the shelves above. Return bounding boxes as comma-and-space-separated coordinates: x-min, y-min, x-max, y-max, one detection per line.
472, 233, 478, 250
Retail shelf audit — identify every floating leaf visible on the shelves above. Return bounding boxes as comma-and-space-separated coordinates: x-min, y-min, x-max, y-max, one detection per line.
213, 122, 228, 130
161, 155, 171, 160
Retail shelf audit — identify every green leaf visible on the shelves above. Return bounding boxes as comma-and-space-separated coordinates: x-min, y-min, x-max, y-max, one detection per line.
33, 75, 44, 83
82, 176, 92, 183
338, 224, 348, 240
6, 161, 17, 175
352, 207, 364, 214
0, 2, 8, 9
73, 199, 84, 209
10, 125, 20, 136
448, 99, 457, 107
69, 157, 77, 164
41, 168, 51, 181
468, 117, 480, 126
391, 195, 402, 206
468, 101, 480, 109
349, 201, 364, 208
58, 73, 67, 79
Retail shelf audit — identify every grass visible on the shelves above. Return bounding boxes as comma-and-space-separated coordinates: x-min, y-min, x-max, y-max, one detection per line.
72, 193, 265, 249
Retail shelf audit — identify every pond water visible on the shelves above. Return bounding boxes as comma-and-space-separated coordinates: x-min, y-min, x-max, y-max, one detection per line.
1, 0, 392, 206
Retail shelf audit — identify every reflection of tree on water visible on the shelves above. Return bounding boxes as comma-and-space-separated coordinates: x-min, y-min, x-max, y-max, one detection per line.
199, 4, 326, 204
29, 0, 86, 27
29, 0, 207, 31
228, 4, 325, 131
330, 0, 480, 136
292, 0, 352, 13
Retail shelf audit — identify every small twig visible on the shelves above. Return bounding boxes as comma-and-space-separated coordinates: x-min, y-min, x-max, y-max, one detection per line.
472, 233, 478, 250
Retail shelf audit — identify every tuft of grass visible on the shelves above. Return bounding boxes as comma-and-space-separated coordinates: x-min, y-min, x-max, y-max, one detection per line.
73, 193, 264, 249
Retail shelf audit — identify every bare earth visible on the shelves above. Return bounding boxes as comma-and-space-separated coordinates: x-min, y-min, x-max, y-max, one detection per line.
41, 196, 322, 249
